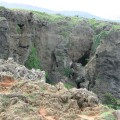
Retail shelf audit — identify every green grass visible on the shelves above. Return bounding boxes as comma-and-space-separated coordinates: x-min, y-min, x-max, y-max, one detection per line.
112, 24, 120, 30
92, 30, 110, 53
32, 11, 65, 23
64, 83, 73, 89
32, 11, 81, 38
25, 47, 42, 70
63, 67, 73, 77
88, 19, 106, 31
104, 93, 120, 109
0, 6, 6, 11
100, 111, 115, 120
16, 24, 21, 34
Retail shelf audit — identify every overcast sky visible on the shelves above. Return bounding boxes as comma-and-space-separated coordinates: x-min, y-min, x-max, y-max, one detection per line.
0, 0, 120, 20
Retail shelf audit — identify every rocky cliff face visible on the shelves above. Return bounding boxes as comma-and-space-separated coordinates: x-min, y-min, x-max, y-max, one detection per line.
0, 7, 120, 103
0, 7, 94, 81
86, 30, 120, 101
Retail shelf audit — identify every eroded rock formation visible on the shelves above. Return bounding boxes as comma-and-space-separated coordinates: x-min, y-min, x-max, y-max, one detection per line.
0, 7, 120, 102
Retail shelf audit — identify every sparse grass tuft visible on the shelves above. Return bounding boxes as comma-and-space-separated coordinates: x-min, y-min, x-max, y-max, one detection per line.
64, 83, 73, 89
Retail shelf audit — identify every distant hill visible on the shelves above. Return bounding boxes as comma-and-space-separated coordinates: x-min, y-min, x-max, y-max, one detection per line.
0, 1, 104, 20
0, 1, 54, 13
59, 11, 102, 19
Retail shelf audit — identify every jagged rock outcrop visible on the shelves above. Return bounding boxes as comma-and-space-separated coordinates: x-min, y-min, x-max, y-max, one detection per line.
0, 58, 45, 81
68, 20, 94, 62
86, 30, 120, 100
0, 7, 94, 84
0, 8, 33, 64
0, 64, 114, 120
0, 16, 9, 59
1, 7, 120, 103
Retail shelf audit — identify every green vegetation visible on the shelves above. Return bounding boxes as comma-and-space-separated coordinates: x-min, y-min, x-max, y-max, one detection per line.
16, 25, 21, 34
88, 18, 120, 53
104, 93, 120, 109
25, 47, 41, 70
92, 30, 110, 53
33, 11, 82, 38
32, 11, 64, 23
32, 11, 81, 23
88, 19, 107, 31
64, 83, 73, 89
112, 24, 120, 30
63, 67, 73, 77
45, 72, 51, 84
0, 6, 6, 11
100, 111, 115, 120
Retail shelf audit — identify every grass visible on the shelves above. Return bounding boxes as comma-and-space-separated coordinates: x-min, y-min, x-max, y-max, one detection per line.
104, 93, 120, 109
63, 67, 73, 77
88, 19, 107, 31
92, 30, 110, 53
64, 83, 73, 89
100, 112, 115, 120
25, 47, 42, 70
32, 11, 82, 38
112, 24, 120, 30
0, 6, 6, 11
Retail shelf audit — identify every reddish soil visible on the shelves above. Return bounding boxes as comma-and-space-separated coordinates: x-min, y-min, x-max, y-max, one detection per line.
0, 76, 16, 94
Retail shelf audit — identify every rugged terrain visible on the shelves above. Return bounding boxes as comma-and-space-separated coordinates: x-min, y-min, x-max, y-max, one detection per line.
0, 59, 116, 120
0, 6, 120, 106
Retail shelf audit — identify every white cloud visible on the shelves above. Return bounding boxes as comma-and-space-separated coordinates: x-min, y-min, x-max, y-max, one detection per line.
0, 0, 120, 19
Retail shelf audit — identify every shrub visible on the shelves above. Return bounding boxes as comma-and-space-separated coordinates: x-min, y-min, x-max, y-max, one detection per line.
92, 30, 110, 53
25, 47, 41, 69
63, 67, 73, 77
0, 6, 6, 11
104, 93, 120, 109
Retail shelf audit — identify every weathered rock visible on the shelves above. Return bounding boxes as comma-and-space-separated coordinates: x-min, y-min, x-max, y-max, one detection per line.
68, 20, 94, 62
70, 62, 86, 88
0, 78, 101, 120
0, 8, 94, 83
69, 88, 99, 108
0, 58, 46, 81
1, 7, 120, 104
86, 30, 120, 100
112, 110, 120, 120
0, 16, 9, 59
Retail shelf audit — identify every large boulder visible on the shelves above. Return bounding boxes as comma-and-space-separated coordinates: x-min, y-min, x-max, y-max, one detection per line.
68, 20, 94, 62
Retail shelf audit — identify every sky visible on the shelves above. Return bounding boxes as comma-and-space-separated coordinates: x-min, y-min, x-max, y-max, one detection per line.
0, 0, 120, 20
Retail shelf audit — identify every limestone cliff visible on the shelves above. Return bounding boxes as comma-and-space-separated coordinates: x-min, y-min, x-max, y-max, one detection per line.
0, 7, 120, 104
